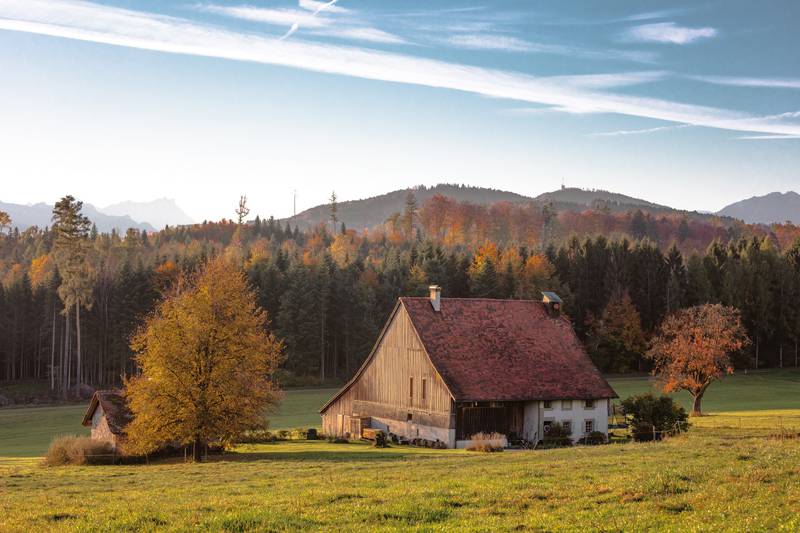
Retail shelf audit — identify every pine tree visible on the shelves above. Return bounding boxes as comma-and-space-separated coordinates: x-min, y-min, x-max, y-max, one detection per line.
51, 196, 93, 394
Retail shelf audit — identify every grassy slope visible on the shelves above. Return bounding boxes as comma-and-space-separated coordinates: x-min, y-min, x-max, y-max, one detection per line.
0, 413, 799, 531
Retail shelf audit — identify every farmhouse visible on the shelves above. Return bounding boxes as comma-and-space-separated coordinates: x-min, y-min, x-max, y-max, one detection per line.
321, 287, 617, 448
81, 390, 131, 450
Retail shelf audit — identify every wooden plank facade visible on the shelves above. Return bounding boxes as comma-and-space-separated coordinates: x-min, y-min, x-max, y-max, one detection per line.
321, 304, 454, 442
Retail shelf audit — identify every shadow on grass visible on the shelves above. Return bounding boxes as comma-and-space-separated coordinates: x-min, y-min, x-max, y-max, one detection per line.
209, 449, 446, 464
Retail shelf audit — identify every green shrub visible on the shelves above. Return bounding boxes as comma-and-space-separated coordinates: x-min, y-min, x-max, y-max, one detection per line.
543, 422, 573, 447
621, 393, 689, 442
579, 431, 607, 445
374, 431, 387, 448
44, 435, 114, 466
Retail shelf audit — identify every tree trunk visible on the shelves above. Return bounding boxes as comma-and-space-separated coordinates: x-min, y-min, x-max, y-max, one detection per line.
76, 301, 82, 386
193, 437, 203, 462
691, 393, 704, 416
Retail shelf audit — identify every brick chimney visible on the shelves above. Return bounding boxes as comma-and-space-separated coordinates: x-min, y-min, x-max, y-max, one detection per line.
541, 291, 562, 318
429, 285, 441, 312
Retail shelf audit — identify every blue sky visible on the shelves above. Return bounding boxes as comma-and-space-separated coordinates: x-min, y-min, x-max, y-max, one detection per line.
0, 0, 798, 221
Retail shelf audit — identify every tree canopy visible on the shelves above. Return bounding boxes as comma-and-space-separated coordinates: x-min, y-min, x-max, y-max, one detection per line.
124, 257, 283, 461
647, 304, 750, 415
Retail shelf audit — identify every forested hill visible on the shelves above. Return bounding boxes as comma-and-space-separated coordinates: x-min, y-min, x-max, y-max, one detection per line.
533, 187, 667, 210
718, 191, 800, 225
0, 200, 154, 233
282, 184, 724, 231
283, 184, 529, 230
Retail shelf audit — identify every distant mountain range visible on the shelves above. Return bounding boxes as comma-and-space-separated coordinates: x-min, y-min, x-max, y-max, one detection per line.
717, 191, 800, 225
102, 198, 194, 229
0, 198, 194, 233
2, 187, 796, 233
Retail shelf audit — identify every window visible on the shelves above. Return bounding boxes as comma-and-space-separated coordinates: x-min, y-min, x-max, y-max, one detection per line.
409, 377, 414, 399
562, 400, 572, 410
407, 413, 413, 422
562, 420, 572, 434
584, 399, 596, 409
543, 400, 553, 409
584, 419, 594, 434
543, 420, 553, 434
422, 378, 427, 400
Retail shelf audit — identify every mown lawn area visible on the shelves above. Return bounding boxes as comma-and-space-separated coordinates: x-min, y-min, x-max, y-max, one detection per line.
1, 411, 799, 531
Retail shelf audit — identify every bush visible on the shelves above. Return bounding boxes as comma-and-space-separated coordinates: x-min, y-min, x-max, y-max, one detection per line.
290, 428, 308, 440
466, 432, 505, 452
237, 429, 276, 444
578, 431, 607, 445
621, 393, 689, 442
44, 435, 114, 466
306, 428, 318, 440
373, 431, 387, 448
542, 422, 573, 447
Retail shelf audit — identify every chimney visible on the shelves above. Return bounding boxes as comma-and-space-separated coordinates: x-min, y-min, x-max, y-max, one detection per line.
541, 291, 563, 318
429, 285, 441, 312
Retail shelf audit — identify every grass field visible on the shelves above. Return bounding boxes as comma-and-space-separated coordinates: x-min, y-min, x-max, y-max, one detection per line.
1, 412, 799, 531
0, 371, 799, 531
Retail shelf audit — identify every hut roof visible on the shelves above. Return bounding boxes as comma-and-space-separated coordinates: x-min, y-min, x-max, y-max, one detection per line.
400, 297, 617, 401
81, 390, 132, 436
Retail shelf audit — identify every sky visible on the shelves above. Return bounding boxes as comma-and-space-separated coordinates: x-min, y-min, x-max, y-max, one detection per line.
0, 0, 798, 222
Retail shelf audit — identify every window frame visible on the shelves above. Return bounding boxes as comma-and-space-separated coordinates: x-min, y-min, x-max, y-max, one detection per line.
422, 378, 427, 400
562, 400, 573, 410
543, 420, 554, 434
543, 400, 553, 410
562, 420, 572, 434
584, 399, 596, 409
409, 377, 414, 400
584, 419, 594, 434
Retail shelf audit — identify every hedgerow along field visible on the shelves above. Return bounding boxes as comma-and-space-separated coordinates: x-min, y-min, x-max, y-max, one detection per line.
0, 371, 799, 531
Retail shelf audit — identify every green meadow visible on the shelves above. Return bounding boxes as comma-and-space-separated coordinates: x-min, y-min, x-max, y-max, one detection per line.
1, 371, 799, 531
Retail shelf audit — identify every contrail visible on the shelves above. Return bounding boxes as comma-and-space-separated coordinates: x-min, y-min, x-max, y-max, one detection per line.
312, 0, 338, 16
280, 0, 338, 41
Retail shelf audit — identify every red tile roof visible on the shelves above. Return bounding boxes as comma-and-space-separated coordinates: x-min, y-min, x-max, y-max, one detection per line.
401, 297, 617, 401
81, 390, 132, 435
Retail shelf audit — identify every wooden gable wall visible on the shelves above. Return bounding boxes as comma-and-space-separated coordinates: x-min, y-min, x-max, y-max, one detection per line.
321, 303, 453, 436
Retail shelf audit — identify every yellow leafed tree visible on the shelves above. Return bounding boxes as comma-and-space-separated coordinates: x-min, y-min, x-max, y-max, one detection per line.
124, 256, 283, 461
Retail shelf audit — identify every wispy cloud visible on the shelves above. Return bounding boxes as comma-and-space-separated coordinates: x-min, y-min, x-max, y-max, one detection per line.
689, 75, 800, 90
444, 33, 656, 63
624, 22, 717, 44
0, 0, 798, 137
591, 124, 692, 137
199, 2, 406, 44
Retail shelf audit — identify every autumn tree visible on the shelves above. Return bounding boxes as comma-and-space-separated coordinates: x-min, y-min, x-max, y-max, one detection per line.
0, 211, 11, 235
647, 304, 750, 416
124, 256, 283, 461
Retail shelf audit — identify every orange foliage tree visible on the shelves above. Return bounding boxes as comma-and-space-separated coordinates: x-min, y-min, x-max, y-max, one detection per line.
647, 304, 750, 416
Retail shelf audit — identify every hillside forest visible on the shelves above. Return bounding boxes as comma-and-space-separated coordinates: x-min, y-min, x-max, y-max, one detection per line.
1, 191, 800, 395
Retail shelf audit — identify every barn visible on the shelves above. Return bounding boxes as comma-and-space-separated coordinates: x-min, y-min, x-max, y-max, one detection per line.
320, 287, 617, 448
81, 390, 131, 450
